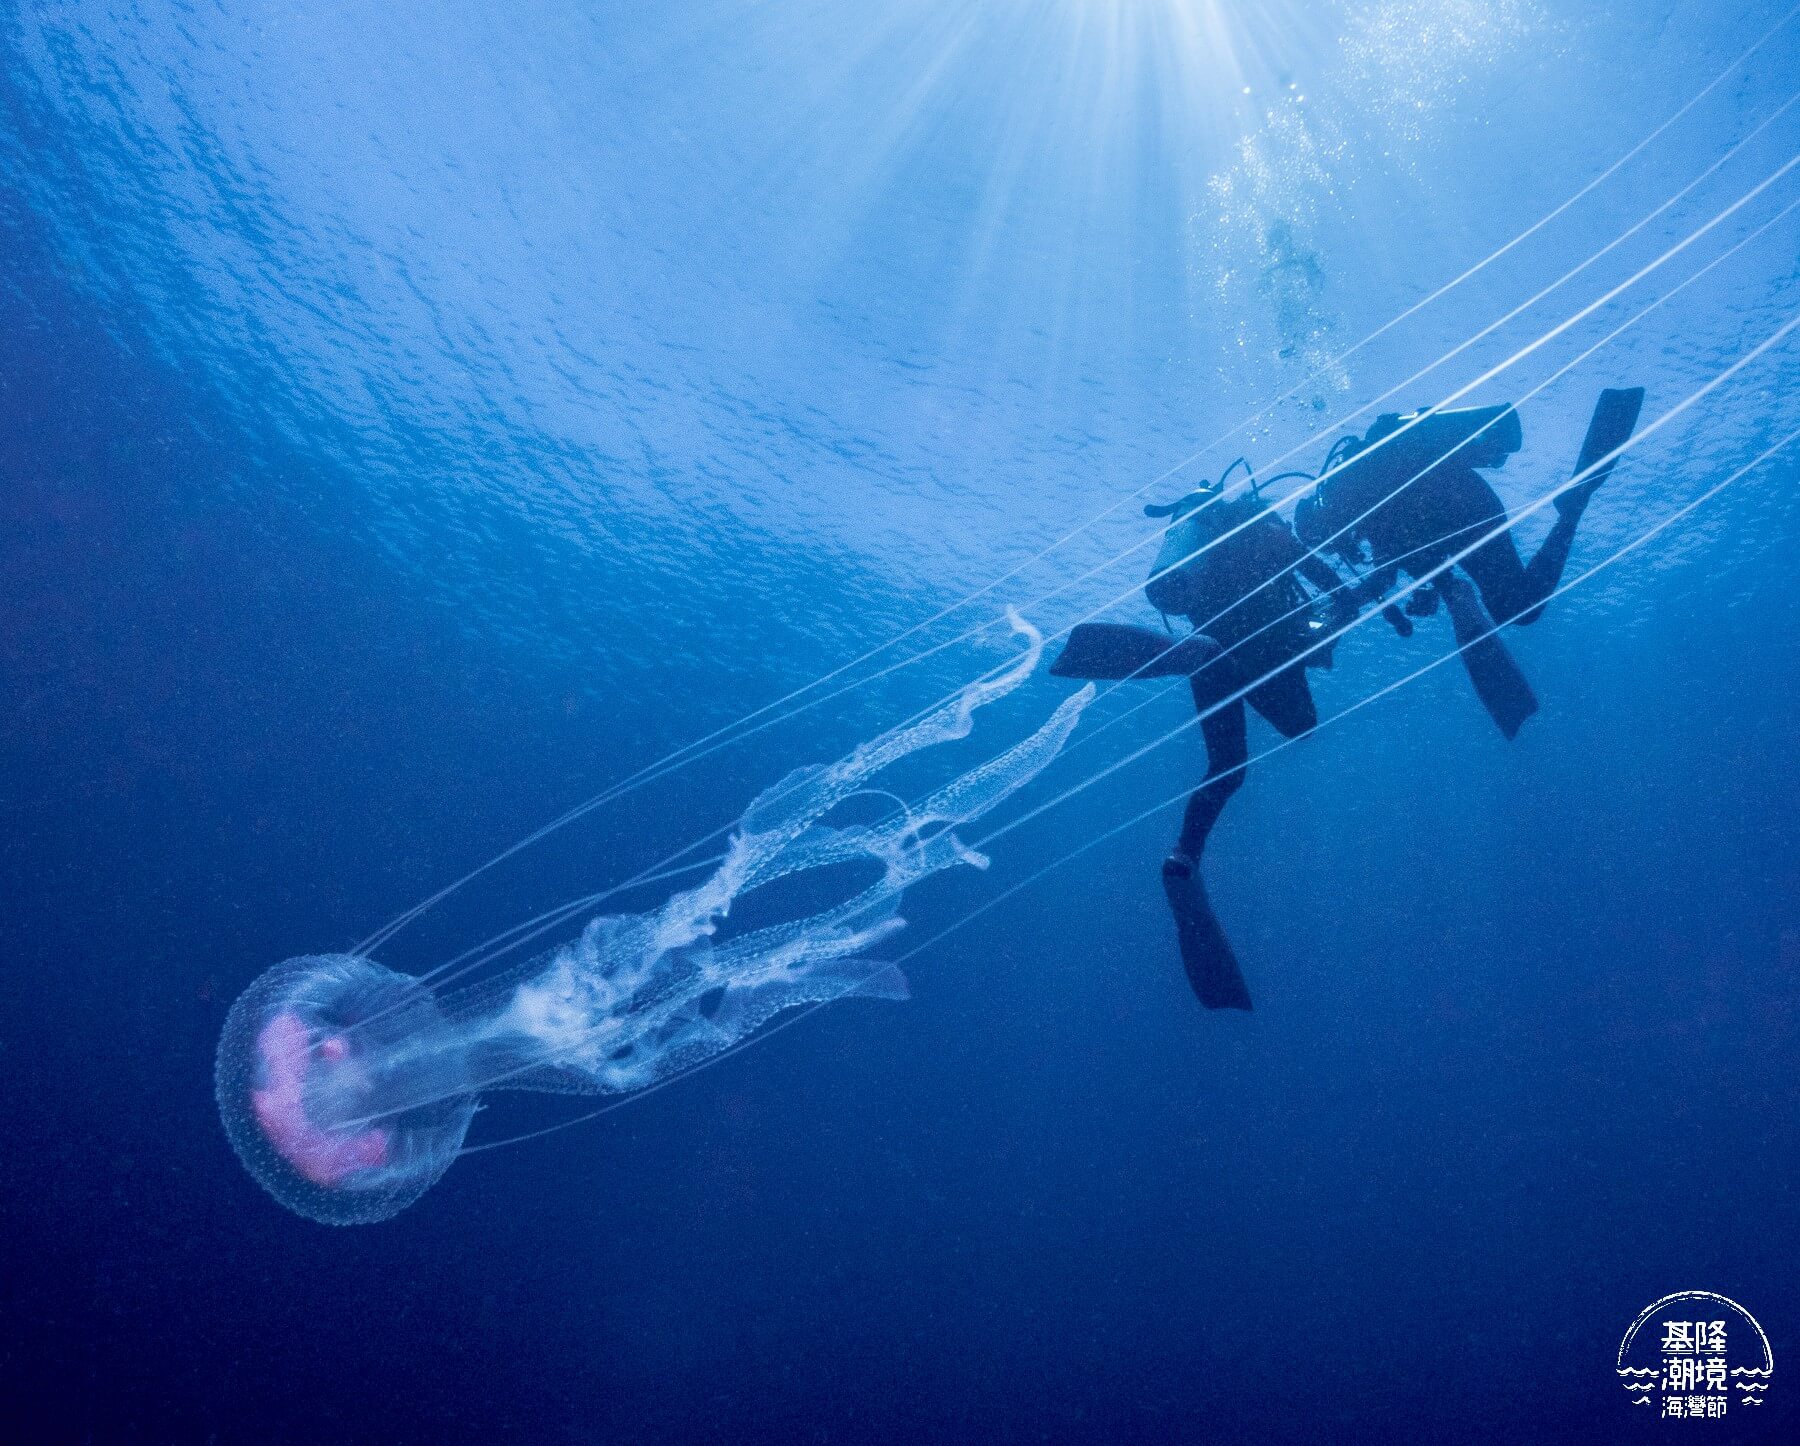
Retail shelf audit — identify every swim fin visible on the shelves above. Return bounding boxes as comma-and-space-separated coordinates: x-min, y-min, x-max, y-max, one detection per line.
1049, 623, 1222, 681
1438, 572, 1538, 740
1556, 386, 1645, 519
1161, 853, 1253, 1011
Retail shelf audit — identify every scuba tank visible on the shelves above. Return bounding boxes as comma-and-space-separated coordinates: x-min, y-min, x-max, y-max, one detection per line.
1143, 487, 1242, 618
1321, 403, 1521, 520
1142, 463, 1318, 648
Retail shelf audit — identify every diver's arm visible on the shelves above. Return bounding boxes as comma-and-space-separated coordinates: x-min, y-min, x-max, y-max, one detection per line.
1350, 561, 1398, 607
1295, 550, 1346, 598
1347, 563, 1416, 638
1287, 544, 1361, 630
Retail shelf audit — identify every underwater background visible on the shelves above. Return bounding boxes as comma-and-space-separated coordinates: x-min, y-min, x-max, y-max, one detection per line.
3, 0, 1797, 1440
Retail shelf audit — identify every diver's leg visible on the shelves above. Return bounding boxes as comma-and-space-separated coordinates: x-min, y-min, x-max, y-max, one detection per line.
1405, 466, 1548, 625
1459, 516, 1577, 628
1164, 691, 1254, 1011
1246, 662, 1318, 740
1158, 659, 1256, 1010
1478, 387, 1646, 626
1460, 530, 1543, 624
1516, 515, 1582, 625
1176, 694, 1248, 858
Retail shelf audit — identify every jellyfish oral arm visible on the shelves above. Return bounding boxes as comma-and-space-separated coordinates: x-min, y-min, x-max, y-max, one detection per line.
460, 626, 1092, 1099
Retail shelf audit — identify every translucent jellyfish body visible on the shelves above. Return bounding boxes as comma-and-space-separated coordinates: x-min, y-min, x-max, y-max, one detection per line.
216, 613, 1092, 1223
216, 954, 478, 1224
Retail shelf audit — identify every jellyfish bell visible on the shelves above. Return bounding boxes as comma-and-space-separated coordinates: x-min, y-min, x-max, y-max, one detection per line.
215, 954, 478, 1225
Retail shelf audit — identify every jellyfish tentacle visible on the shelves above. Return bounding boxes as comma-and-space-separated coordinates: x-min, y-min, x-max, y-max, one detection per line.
219, 611, 1091, 1222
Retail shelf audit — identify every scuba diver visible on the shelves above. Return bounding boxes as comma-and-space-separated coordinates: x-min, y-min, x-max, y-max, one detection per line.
1045, 386, 1644, 1013
1295, 387, 1645, 737
1049, 462, 1359, 1011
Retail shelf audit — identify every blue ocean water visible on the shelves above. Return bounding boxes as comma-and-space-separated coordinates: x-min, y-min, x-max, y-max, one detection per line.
3, 0, 1797, 1440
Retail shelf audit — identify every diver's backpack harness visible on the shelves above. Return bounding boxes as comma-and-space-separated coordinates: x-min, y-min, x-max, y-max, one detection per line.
1142, 458, 1321, 633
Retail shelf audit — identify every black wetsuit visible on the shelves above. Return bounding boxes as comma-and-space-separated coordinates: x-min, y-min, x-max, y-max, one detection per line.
1049, 496, 1352, 1010
1160, 502, 1345, 858
1342, 459, 1582, 629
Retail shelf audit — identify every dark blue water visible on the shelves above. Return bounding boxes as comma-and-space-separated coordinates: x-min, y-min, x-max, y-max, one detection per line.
4, 2, 1798, 1441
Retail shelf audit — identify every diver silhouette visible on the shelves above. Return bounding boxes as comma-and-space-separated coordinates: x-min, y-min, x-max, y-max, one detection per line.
1049, 387, 1644, 1011
1050, 466, 1358, 1010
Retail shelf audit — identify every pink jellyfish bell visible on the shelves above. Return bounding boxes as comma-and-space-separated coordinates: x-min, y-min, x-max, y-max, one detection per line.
215, 955, 478, 1225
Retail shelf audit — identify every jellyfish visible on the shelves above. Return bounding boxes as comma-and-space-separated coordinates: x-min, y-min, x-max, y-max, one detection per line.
216, 613, 1093, 1224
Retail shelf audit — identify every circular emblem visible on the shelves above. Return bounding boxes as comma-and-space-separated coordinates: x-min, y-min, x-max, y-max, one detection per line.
1617, 1291, 1773, 1419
